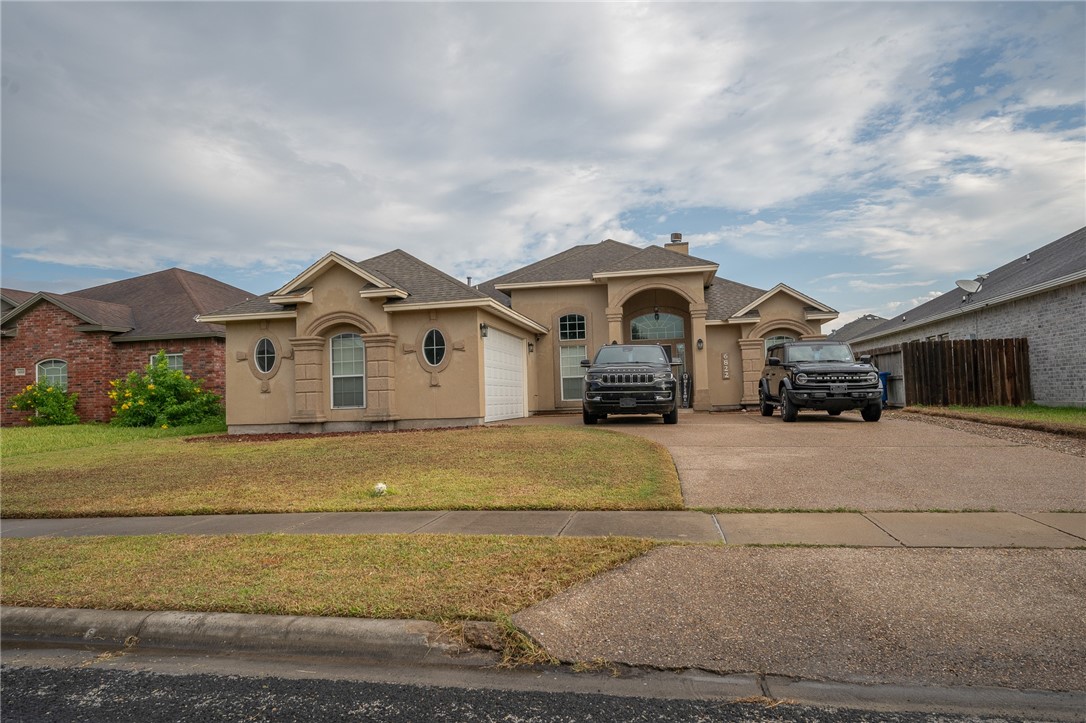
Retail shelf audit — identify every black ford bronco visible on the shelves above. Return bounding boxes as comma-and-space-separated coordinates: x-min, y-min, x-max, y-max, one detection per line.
759, 341, 883, 422
581, 344, 678, 425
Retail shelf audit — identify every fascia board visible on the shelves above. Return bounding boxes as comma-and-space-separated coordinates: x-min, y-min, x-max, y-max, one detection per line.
73, 325, 133, 333
850, 270, 1086, 344
111, 331, 228, 342
359, 288, 409, 299
805, 312, 839, 321
385, 298, 549, 334
196, 311, 298, 324
591, 265, 718, 280
269, 288, 314, 305
493, 279, 596, 291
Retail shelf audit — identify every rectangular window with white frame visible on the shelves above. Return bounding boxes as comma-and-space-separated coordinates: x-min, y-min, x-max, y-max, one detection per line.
559, 345, 587, 401
150, 353, 184, 371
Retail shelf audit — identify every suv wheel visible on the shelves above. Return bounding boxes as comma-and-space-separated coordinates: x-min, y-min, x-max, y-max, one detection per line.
582, 407, 597, 425
663, 406, 678, 425
780, 389, 798, 423
861, 404, 882, 422
758, 389, 774, 417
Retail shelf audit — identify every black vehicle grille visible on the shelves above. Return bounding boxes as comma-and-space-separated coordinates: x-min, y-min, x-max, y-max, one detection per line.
601, 373, 654, 385
806, 373, 869, 384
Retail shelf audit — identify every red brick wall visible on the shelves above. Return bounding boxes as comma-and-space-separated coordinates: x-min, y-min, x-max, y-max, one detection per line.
1, 302, 228, 426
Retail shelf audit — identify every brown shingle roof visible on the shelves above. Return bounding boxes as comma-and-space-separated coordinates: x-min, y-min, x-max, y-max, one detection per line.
360, 249, 488, 306
65, 268, 253, 339
706, 277, 766, 320
485, 240, 641, 286
595, 245, 717, 274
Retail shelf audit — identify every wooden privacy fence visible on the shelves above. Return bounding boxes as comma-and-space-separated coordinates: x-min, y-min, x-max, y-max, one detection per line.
901, 338, 1031, 407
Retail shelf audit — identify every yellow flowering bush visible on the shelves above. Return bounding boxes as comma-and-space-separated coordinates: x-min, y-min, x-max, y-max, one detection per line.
7, 381, 79, 425
109, 351, 222, 427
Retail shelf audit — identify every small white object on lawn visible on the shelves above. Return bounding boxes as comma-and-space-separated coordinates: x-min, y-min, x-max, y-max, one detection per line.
374, 483, 388, 496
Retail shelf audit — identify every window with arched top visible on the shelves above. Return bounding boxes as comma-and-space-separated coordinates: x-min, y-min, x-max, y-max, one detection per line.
36, 359, 68, 389
330, 333, 366, 408
557, 313, 588, 401
764, 334, 795, 352
559, 314, 586, 341
630, 313, 683, 340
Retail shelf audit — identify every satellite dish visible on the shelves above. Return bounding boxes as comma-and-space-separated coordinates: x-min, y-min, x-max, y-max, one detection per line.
955, 279, 982, 294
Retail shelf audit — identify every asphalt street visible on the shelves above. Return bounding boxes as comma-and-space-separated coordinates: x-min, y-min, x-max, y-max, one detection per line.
0, 664, 1052, 723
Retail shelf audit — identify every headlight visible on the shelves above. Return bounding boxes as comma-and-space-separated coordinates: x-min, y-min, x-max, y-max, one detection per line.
866, 372, 879, 383
654, 371, 674, 381
795, 372, 808, 384
585, 374, 601, 382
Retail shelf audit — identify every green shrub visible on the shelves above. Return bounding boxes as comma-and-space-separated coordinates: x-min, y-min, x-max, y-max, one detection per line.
7, 381, 80, 425
109, 351, 222, 428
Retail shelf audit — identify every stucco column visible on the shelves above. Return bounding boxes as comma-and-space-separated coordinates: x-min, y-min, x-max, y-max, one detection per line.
689, 303, 710, 410
288, 336, 327, 424
362, 333, 397, 420
738, 338, 766, 406
605, 307, 624, 344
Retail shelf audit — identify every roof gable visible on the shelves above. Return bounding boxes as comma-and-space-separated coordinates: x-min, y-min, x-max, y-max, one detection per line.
274, 252, 399, 296
730, 283, 838, 320
2, 292, 135, 332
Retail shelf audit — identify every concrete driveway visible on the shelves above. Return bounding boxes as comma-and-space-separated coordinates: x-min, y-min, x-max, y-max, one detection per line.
507, 411, 1086, 512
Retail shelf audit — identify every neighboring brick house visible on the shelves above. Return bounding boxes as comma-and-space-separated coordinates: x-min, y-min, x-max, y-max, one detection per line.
1, 269, 254, 425
849, 226, 1086, 407
826, 314, 887, 343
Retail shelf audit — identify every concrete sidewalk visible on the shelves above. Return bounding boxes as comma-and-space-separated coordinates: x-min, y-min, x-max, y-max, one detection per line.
2, 509, 1084, 547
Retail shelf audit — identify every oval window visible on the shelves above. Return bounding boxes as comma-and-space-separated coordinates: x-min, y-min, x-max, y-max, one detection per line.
255, 338, 276, 373
423, 329, 446, 366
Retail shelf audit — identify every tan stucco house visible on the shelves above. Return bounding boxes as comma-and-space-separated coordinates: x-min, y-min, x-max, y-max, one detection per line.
199, 235, 837, 433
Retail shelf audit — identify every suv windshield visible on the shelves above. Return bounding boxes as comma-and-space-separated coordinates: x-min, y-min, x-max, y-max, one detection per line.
784, 343, 855, 363
593, 345, 669, 365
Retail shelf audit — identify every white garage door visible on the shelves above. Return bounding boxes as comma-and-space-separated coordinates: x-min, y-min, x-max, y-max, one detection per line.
484, 327, 526, 422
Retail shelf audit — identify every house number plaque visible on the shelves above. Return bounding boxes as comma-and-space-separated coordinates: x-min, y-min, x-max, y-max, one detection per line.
721, 353, 730, 380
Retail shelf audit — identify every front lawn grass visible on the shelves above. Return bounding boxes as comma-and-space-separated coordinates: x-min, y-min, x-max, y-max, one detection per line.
906, 404, 1086, 435
0, 418, 227, 457
0, 534, 657, 621
1, 426, 682, 517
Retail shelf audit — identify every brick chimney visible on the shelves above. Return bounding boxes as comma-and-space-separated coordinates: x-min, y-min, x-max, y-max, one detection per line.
665, 232, 688, 255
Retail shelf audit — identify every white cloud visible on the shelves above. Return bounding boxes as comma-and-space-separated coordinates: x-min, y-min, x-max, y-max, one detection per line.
1, 1, 1082, 308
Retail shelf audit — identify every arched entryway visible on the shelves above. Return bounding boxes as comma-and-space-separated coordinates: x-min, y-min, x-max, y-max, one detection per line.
621, 288, 693, 407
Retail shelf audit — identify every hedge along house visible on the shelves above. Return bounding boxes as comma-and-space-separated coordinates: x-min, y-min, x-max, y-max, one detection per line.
1, 269, 254, 425
200, 235, 837, 434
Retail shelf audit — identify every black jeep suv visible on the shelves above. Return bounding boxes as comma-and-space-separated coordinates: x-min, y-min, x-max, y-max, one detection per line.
581, 344, 678, 425
759, 341, 883, 422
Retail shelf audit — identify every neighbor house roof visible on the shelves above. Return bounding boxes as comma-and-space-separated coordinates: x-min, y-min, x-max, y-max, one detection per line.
1, 268, 254, 341
1, 288, 35, 310
852, 226, 1086, 344
826, 314, 888, 343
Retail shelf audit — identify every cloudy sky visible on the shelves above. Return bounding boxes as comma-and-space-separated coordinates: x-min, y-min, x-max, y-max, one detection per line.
2, 2, 1083, 330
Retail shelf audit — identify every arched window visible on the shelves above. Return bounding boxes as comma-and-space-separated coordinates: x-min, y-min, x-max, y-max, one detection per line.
559, 314, 586, 341
423, 329, 446, 366
764, 335, 795, 352
330, 333, 366, 408
36, 359, 68, 389
557, 313, 588, 401
631, 313, 683, 340
255, 338, 276, 373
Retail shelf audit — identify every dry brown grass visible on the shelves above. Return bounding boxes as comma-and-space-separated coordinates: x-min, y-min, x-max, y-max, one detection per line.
2, 426, 682, 518
1, 534, 658, 621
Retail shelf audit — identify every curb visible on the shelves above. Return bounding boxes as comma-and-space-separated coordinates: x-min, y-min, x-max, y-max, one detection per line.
0, 606, 496, 667
4, 606, 1083, 721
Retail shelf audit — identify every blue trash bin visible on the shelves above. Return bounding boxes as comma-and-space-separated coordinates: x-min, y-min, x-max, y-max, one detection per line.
878, 371, 891, 406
